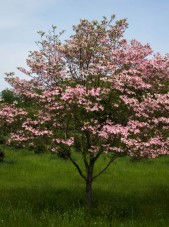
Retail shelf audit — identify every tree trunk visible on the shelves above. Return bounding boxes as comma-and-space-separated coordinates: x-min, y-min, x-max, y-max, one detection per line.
85, 167, 93, 208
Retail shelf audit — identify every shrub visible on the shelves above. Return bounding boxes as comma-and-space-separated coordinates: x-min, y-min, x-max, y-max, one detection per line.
0, 149, 5, 162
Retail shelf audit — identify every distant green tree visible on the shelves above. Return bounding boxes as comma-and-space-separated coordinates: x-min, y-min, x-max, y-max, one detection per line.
0, 89, 19, 104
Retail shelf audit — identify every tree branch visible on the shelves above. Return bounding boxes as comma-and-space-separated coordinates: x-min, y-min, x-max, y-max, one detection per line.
68, 155, 86, 181
93, 150, 103, 163
92, 153, 126, 180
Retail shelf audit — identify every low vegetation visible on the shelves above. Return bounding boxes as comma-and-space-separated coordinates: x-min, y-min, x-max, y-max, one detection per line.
1, 144, 169, 226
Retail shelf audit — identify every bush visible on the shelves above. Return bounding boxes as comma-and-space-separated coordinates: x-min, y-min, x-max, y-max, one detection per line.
34, 145, 48, 154
0, 136, 6, 144
57, 151, 69, 160
0, 150, 5, 162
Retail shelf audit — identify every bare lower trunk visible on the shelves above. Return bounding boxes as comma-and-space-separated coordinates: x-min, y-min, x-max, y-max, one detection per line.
86, 178, 93, 207
85, 167, 93, 208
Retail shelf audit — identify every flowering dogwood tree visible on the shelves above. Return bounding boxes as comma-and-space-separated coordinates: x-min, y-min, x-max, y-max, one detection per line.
1, 16, 169, 207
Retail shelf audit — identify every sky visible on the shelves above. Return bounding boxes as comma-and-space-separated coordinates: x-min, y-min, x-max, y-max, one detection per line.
0, 0, 169, 91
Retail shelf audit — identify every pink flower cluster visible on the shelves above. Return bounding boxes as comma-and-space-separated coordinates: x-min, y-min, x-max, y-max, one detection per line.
54, 137, 74, 146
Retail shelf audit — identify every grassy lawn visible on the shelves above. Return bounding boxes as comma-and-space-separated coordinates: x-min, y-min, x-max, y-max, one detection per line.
0, 144, 169, 226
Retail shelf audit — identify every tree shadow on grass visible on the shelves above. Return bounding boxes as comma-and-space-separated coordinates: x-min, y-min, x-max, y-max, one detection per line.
94, 185, 169, 221
2, 160, 17, 165
1, 184, 169, 221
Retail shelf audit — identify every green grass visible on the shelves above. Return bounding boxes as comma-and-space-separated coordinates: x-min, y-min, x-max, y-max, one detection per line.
1, 144, 169, 226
